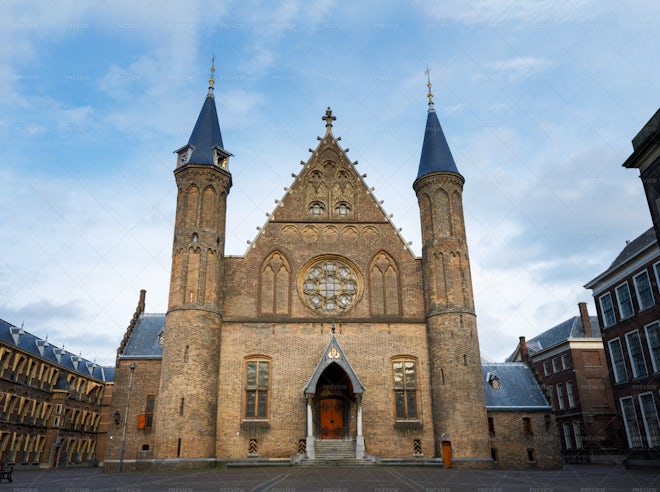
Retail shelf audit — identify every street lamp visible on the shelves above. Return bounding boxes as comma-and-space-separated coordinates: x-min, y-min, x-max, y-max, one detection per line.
118, 362, 136, 473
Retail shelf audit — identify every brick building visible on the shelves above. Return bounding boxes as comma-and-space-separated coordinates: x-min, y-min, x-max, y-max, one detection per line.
104, 72, 561, 470
623, 108, 660, 243
585, 228, 660, 467
482, 363, 561, 469
0, 318, 114, 468
508, 304, 624, 463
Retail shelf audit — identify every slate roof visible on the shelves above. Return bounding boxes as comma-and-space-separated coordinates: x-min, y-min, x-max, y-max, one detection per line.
584, 228, 657, 289
482, 363, 551, 411
510, 315, 602, 361
416, 108, 460, 180
121, 313, 165, 358
607, 227, 656, 271
0, 318, 114, 382
183, 93, 228, 165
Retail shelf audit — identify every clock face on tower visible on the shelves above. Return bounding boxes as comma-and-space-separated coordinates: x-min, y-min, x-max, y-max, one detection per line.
298, 256, 362, 315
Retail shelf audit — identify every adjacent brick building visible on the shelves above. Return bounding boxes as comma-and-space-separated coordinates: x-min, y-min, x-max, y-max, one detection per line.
585, 228, 660, 467
0, 318, 114, 468
623, 108, 660, 243
104, 73, 562, 470
508, 304, 625, 463
482, 363, 561, 469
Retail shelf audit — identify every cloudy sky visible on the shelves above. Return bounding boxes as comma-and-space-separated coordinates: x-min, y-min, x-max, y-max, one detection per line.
1, 0, 658, 366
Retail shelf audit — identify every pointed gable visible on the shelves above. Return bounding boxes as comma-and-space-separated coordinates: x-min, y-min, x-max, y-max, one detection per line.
304, 334, 364, 395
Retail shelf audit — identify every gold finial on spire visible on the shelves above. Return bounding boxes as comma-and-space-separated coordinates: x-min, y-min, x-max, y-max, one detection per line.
322, 106, 336, 132
425, 66, 434, 109
208, 55, 216, 95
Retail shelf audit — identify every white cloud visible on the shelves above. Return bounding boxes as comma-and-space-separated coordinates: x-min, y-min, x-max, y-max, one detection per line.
482, 56, 556, 81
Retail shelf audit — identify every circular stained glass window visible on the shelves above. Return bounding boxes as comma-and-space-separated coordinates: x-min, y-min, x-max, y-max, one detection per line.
299, 257, 361, 314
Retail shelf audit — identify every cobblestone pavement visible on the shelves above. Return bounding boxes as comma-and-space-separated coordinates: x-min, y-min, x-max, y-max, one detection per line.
2, 464, 659, 492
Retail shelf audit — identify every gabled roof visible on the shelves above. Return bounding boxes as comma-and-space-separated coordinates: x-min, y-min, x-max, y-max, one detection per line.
416, 108, 460, 180
482, 363, 550, 411
0, 318, 114, 382
121, 313, 165, 358
507, 315, 601, 361
304, 334, 364, 395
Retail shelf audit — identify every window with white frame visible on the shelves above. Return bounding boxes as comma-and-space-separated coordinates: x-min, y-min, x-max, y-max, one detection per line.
566, 381, 577, 408
645, 321, 660, 373
561, 354, 570, 370
625, 330, 648, 378
599, 292, 616, 327
552, 357, 560, 373
563, 422, 573, 449
608, 338, 628, 383
620, 396, 643, 448
543, 361, 550, 376
634, 270, 655, 310
556, 383, 566, 410
638, 393, 660, 447
615, 282, 634, 319
573, 421, 584, 448
654, 261, 660, 294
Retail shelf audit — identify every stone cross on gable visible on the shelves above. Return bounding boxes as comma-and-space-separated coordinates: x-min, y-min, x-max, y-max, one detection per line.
322, 107, 336, 130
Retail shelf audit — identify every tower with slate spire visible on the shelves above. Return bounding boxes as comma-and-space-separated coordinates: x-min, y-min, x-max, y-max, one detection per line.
154, 61, 232, 459
413, 72, 491, 463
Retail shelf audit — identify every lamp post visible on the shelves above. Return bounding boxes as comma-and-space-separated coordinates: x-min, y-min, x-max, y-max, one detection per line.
118, 362, 136, 472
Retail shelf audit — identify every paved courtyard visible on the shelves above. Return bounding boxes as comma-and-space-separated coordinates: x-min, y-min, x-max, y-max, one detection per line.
2, 465, 659, 492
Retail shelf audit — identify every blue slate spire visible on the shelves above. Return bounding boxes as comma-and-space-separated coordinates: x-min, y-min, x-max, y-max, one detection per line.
416, 73, 460, 179
175, 60, 232, 168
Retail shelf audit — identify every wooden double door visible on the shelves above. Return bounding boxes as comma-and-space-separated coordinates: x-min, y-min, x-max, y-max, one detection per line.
319, 397, 344, 439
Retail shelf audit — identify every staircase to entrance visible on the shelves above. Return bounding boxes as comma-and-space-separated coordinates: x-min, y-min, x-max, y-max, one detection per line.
315, 440, 355, 459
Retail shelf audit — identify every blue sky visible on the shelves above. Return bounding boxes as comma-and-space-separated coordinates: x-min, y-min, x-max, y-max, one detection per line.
0, 0, 658, 365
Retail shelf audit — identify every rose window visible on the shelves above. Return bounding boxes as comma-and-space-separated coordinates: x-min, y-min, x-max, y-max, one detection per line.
300, 258, 360, 314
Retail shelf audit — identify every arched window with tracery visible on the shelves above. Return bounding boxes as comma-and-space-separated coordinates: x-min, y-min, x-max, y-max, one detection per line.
260, 251, 291, 315
369, 252, 401, 316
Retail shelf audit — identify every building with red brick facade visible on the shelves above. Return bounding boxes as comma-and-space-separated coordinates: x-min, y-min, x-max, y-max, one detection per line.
509, 304, 625, 463
0, 319, 114, 469
103, 74, 561, 470
585, 228, 660, 467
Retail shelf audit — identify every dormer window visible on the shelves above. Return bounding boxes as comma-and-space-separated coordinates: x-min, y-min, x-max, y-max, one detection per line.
213, 149, 228, 169
177, 147, 193, 168
487, 372, 501, 390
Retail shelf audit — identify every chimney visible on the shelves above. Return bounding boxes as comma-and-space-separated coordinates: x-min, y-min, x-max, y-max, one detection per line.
519, 336, 530, 364
578, 302, 592, 337
138, 289, 146, 315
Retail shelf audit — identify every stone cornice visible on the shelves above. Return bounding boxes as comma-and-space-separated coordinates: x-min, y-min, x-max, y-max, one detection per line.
413, 171, 464, 194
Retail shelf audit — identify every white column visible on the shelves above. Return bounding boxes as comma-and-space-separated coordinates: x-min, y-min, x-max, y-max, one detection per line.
305, 395, 315, 459
356, 395, 365, 459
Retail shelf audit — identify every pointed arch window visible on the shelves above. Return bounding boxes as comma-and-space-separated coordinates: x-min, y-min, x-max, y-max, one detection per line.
335, 202, 352, 217
369, 252, 401, 316
260, 252, 290, 315
309, 201, 326, 217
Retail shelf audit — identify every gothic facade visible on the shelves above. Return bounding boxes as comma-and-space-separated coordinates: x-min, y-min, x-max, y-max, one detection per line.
103, 78, 560, 470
